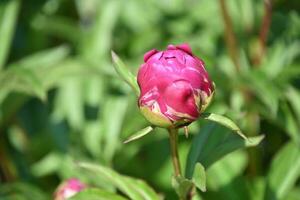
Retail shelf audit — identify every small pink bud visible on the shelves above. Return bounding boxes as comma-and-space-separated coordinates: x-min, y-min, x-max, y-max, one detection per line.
54, 178, 86, 200
137, 43, 214, 128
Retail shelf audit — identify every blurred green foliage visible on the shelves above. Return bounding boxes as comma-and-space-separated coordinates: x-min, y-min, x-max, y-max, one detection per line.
0, 0, 299, 199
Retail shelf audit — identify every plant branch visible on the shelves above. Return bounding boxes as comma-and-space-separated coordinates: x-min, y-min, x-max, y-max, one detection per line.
254, 0, 273, 65
168, 128, 182, 177
219, 0, 240, 72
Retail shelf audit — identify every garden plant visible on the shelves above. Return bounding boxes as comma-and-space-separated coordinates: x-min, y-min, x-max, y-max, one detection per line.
0, 0, 299, 200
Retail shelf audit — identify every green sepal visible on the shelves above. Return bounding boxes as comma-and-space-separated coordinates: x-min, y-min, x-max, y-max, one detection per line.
111, 51, 140, 96
123, 126, 154, 144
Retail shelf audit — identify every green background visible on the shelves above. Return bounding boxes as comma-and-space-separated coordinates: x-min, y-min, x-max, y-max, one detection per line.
0, 0, 299, 199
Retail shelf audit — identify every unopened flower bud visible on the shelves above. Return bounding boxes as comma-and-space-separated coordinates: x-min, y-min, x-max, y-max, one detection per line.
137, 44, 214, 128
54, 178, 86, 200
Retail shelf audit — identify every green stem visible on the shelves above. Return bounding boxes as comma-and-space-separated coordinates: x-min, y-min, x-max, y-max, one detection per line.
169, 128, 194, 200
168, 128, 182, 177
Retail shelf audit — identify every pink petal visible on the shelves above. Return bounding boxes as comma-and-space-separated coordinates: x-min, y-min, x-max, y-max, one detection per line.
144, 49, 158, 62
176, 43, 193, 55
167, 44, 177, 50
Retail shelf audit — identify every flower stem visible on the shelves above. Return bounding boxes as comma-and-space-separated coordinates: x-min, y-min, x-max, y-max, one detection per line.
168, 128, 182, 177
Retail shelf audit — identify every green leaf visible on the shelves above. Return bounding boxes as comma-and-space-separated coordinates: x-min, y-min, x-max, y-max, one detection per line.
8, 45, 70, 70
0, 0, 20, 69
248, 177, 266, 200
206, 150, 249, 200
286, 86, 300, 123
83, 121, 104, 158
185, 123, 264, 178
206, 151, 248, 189
102, 96, 128, 163
192, 163, 206, 192
32, 15, 80, 44
202, 134, 264, 171
265, 142, 300, 200
239, 0, 254, 30
38, 58, 102, 90
243, 70, 280, 116
122, 177, 160, 200
0, 67, 46, 102
262, 41, 300, 78
111, 51, 140, 96
51, 77, 85, 130
285, 188, 300, 200
277, 101, 300, 144
31, 152, 63, 177
172, 176, 194, 200
278, 64, 300, 81
71, 188, 128, 200
0, 182, 47, 200
0, 45, 71, 101
201, 113, 248, 140
82, 0, 121, 61
76, 162, 160, 200
123, 126, 154, 144
0, 45, 71, 103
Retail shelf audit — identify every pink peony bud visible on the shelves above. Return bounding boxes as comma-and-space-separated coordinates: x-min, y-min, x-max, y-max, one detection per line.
137, 43, 214, 128
54, 178, 86, 200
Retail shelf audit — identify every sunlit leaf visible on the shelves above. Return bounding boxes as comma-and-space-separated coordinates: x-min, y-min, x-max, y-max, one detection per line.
0, 0, 20, 69
265, 142, 300, 200
192, 163, 206, 192
51, 78, 84, 129
83, 121, 104, 158
76, 162, 160, 200
201, 113, 248, 140
239, 0, 254, 30
102, 96, 128, 163
0, 67, 46, 102
8, 45, 70, 69
278, 64, 300, 82
286, 86, 300, 123
277, 102, 300, 144
39, 59, 102, 90
71, 188, 127, 200
81, 0, 121, 61
285, 187, 300, 200
262, 41, 300, 78
31, 152, 63, 177
122, 176, 160, 200
243, 70, 280, 116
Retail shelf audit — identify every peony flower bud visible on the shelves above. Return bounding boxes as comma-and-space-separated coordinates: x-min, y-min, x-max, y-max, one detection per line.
137, 43, 214, 128
54, 178, 86, 200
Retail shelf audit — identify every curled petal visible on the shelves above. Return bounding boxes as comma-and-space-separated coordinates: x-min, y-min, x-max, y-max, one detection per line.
144, 49, 158, 62
176, 43, 193, 55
